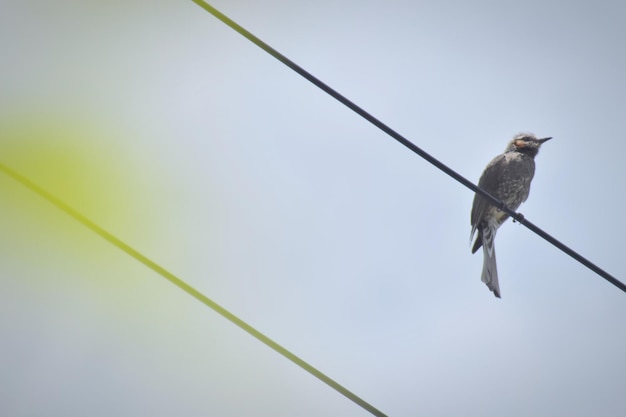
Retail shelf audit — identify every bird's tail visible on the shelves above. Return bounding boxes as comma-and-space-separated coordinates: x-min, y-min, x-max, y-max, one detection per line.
481, 226, 501, 298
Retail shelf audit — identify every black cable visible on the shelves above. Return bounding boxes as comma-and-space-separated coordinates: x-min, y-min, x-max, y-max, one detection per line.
0, 163, 388, 417
191, 0, 625, 293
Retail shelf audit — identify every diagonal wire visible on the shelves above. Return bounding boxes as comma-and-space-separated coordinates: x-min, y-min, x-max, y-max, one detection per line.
0, 162, 388, 417
190, 0, 625, 294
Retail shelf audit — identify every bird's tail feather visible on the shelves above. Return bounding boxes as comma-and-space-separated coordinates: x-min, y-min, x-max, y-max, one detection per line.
481, 226, 501, 298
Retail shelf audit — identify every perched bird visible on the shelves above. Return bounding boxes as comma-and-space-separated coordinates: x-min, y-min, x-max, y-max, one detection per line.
470, 133, 552, 298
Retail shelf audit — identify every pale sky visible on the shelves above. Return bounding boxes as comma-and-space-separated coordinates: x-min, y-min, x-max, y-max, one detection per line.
1, 1, 625, 416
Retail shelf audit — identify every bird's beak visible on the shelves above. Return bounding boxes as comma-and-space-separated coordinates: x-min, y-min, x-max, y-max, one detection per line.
538, 137, 552, 143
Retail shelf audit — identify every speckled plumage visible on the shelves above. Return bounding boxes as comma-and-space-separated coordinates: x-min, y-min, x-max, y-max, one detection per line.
470, 133, 551, 298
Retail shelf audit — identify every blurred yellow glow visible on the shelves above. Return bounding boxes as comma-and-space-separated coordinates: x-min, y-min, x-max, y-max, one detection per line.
1, 116, 124, 214
0, 113, 148, 287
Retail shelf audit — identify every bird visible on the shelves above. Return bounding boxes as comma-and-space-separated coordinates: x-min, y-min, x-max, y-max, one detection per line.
470, 133, 552, 298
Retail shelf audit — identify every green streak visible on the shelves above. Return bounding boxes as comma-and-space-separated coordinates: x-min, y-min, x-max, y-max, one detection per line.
0, 162, 387, 417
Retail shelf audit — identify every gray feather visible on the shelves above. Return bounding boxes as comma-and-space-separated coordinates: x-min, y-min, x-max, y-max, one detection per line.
480, 225, 500, 298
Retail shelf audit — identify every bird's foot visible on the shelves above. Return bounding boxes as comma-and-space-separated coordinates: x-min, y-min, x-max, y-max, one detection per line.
513, 212, 525, 223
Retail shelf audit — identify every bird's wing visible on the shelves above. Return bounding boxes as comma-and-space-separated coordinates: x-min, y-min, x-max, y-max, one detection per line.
470, 154, 506, 233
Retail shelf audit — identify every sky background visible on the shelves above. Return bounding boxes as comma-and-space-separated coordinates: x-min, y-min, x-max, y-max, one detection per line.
1, 1, 626, 416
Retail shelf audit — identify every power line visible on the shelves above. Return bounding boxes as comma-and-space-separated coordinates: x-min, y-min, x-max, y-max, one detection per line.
190, 0, 625, 294
0, 163, 388, 417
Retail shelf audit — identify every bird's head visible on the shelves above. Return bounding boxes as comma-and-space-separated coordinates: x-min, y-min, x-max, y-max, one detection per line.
506, 133, 552, 157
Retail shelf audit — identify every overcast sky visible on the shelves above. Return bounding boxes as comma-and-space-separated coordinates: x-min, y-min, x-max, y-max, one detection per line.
1, 1, 626, 416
